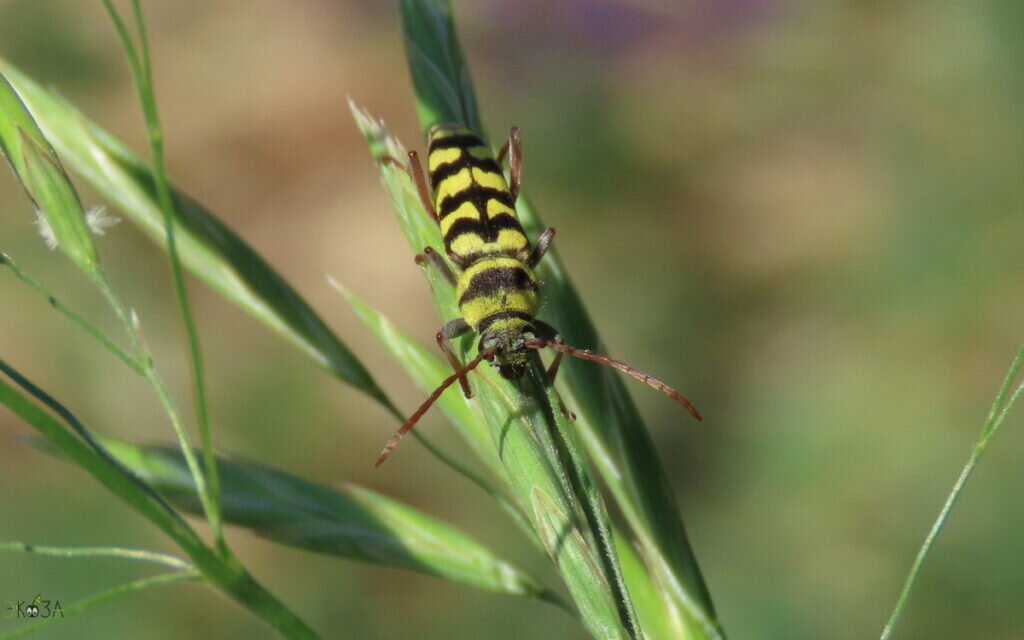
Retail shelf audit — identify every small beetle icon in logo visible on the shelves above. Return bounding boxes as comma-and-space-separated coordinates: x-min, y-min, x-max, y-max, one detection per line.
25, 595, 42, 618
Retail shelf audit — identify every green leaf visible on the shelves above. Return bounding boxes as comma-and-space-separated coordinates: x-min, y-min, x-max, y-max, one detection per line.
392, 3, 722, 637
0, 58, 396, 416
530, 489, 621, 639
398, 0, 481, 134
91, 438, 565, 605
616, 534, 687, 640
0, 73, 100, 280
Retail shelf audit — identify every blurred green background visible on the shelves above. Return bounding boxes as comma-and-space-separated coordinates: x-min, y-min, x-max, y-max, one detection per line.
2, 1, 1023, 638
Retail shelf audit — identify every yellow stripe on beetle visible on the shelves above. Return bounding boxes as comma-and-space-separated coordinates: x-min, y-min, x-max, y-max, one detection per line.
494, 229, 529, 253
459, 291, 539, 329
448, 232, 486, 257
439, 202, 482, 237
435, 168, 473, 208
471, 167, 506, 191
428, 146, 463, 172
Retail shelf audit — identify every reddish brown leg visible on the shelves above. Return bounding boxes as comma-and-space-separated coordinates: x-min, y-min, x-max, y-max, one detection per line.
535, 320, 565, 384
416, 247, 457, 286
438, 318, 473, 398
496, 127, 522, 201
407, 150, 437, 222
382, 151, 437, 222
534, 320, 575, 421
418, 248, 467, 395
528, 227, 556, 268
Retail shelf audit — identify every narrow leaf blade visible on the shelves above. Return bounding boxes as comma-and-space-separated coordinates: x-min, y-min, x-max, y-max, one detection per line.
95, 438, 561, 603
398, 0, 482, 134
0, 59, 396, 415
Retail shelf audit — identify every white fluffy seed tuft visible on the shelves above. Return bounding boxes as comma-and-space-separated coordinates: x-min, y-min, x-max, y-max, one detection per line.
85, 206, 120, 235
34, 210, 58, 250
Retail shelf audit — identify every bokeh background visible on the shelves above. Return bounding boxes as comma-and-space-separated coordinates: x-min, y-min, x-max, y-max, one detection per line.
2, 1, 1023, 638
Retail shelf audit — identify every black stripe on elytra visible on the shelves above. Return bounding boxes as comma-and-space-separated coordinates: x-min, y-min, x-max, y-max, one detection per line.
429, 134, 486, 152
429, 155, 502, 189
476, 310, 535, 335
459, 265, 538, 306
439, 186, 515, 219
444, 213, 525, 247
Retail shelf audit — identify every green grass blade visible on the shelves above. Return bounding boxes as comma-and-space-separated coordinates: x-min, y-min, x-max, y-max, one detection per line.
393, 3, 720, 637
0, 58, 396, 416
73, 437, 566, 607
544, 373, 643, 639
399, 0, 481, 134
351, 102, 629, 640
616, 534, 687, 640
879, 343, 1024, 639
0, 571, 199, 640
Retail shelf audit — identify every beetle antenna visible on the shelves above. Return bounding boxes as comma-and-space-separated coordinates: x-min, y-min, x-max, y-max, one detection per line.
376, 348, 496, 466
524, 339, 702, 421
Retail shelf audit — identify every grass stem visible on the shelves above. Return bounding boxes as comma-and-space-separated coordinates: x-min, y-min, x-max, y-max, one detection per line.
99, 0, 223, 551
0, 253, 142, 374
0, 541, 193, 571
880, 343, 1024, 639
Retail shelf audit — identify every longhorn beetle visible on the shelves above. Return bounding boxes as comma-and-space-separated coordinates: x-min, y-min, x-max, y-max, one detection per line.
376, 124, 701, 466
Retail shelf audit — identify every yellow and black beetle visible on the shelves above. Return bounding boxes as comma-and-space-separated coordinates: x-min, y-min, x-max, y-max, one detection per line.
377, 125, 701, 465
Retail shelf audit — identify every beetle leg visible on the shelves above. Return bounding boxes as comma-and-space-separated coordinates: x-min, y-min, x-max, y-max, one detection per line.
496, 127, 522, 201
528, 227, 556, 268
382, 151, 437, 222
415, 247, 458, 287
533, 320, 576, 421
534, 320, 565, 383
437, 318, 473, 398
